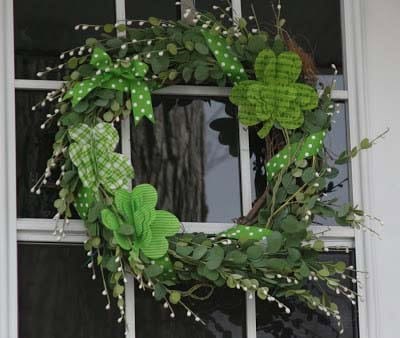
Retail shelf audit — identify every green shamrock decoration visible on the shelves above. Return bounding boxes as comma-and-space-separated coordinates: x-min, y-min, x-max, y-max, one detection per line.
68, 122, 134, 193
101, 184, 181, 259
230, 49, 319, 138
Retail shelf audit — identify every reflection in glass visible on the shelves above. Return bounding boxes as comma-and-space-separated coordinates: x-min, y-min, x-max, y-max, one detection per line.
135, 285, 246, 338
126, 0, 179, 21
130, 96, 241, 223
324, 103, 350, 208
250, 104, 350, 226
15, 90, 60, 218
14, 0, 115, 79
256, 252, 359, 338
241, 0, 344, 80
18, 244, 124, 338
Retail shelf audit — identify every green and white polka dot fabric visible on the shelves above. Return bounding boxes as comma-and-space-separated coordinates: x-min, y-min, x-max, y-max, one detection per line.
266, 130, 326, 180
63, 47, 154, 125
154, 255, 177, 281
201, 30, 248, 84
218, 224, 272, 241
74, 187, 95, 219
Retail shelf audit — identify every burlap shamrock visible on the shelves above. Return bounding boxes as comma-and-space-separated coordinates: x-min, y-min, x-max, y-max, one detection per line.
100, 184, 181, 259
229, 49, 319, 138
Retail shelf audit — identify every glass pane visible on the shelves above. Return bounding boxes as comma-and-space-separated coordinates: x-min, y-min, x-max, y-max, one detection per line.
14, 0, 115, 79
125, 0, 179, 21
256, 252, 359, 338
250, 103, 350, 226
16, 90, 59, 218
130, 96, 241, 223
194, 0, 229, 13
324, 103, 350, 208
241, 0, 345, 86
18, 243, 124, 338
135, 285, 246, 338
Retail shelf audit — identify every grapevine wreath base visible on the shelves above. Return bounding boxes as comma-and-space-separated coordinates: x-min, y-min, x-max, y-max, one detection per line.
31, 1, 385, 334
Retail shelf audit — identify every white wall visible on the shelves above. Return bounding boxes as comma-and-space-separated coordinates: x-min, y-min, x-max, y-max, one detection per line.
363, 1, 400, 337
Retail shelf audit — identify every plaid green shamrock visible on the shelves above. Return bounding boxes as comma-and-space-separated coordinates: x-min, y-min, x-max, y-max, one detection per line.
68, 122, 134, 192
101, 184, 181, 259
230, 49, 319, 138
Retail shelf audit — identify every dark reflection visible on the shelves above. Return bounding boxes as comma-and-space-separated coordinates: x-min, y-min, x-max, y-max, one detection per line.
126, 0, 179, 21
131, 96, 241, 223
14, 0, 115, 79
18, 243, 124, 338
135, 285, 246, 338
256, 252, 359, 338
241, 0, 344, 77
16, 90, 60, 218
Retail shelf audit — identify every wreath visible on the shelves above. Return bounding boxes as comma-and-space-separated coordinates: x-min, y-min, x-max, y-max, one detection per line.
31, 2, 384, 334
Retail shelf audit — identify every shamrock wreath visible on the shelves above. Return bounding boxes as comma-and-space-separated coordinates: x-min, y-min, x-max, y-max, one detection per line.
31, 2, 385, 334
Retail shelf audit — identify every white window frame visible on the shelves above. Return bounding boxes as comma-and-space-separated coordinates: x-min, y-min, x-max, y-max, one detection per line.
0, 0, 379, 337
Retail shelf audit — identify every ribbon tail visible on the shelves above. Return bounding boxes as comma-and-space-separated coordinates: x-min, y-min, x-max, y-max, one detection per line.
218, 224, 272, 241
64, 75, 105, 107
129, 80, 154, 125
265, 130, 326, 181
201, 29, 248, 84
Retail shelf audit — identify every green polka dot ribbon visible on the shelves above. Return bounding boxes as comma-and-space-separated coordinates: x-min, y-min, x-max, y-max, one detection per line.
154, 255, 177, 282
64, 47, 154, 124
201, 30, 248, 84
218, 225, 272, 241
74, 187, 95, 219
266, 130, 326, 180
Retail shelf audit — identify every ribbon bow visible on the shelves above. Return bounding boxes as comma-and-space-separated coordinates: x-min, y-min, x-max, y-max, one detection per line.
64, 47, 154, 124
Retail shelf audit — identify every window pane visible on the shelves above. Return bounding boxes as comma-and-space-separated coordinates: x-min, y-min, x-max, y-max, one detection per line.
256, 252, 359, 338
250, 103, 350, 226
15, 90, 59, 218
125, 0, 179, 21
241, 0, 345, 86
14, 0, 115, 79
18, 243, 124, 338
323, 103, 351, 208
130, 96, 241, 223
135, 285, 246, 338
